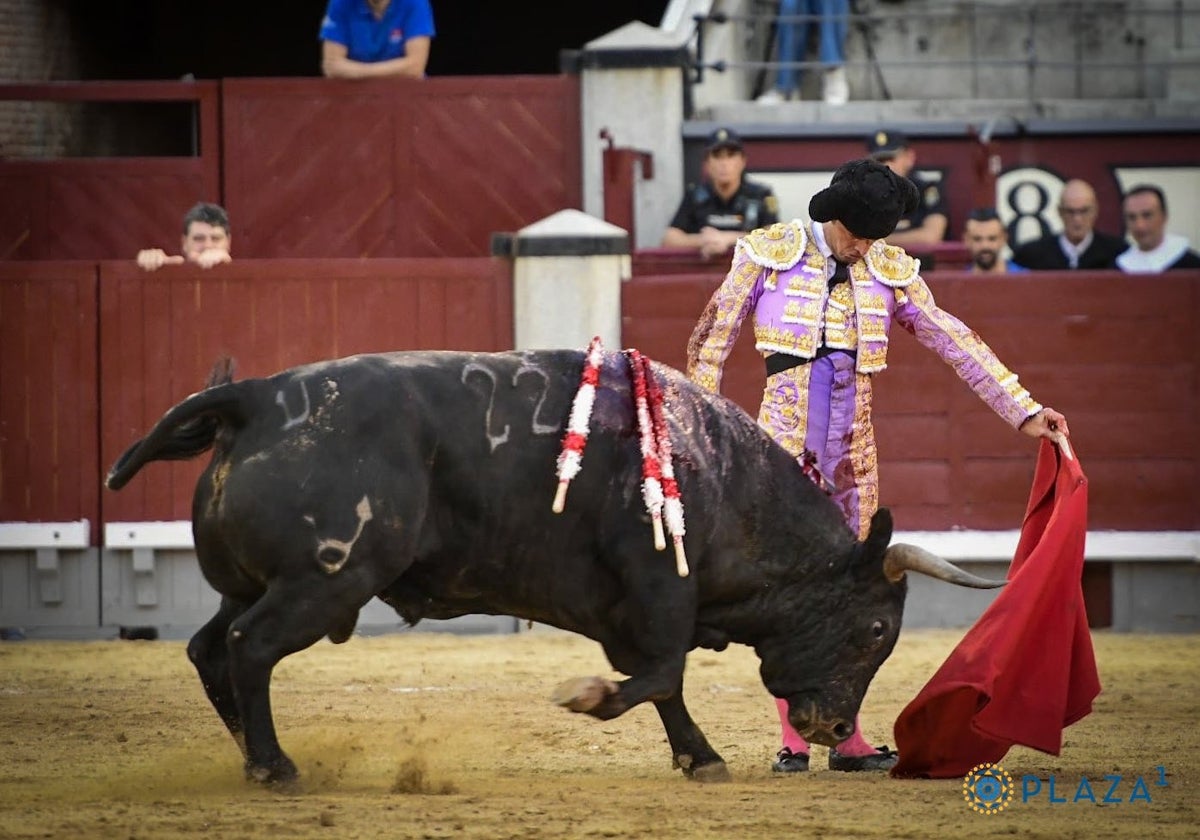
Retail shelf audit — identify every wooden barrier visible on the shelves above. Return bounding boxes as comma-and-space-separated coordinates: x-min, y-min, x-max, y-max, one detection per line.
1, 258, 1197, 634
0, 262, 101, 539
0, 259, 1195, 534
220, 76, 581, 259
1, 77, 581, 262
0, 82, 222, 261
97, 258, 513, 522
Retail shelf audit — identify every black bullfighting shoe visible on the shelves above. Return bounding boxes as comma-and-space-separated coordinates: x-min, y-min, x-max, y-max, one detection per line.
771, 747, 810, 773
828, 745, 899, 772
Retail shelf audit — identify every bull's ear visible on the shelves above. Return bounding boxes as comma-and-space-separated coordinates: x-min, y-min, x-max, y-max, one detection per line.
854, 508, 893, 579
863, 508, 893, 556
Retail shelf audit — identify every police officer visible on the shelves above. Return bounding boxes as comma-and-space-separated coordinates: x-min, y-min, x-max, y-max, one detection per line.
865, 129, 948, 250
662, 127, 780, 259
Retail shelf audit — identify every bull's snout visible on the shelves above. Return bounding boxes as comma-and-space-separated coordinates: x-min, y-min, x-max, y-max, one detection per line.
789, 700, 855, 747
803, 719, 855, 747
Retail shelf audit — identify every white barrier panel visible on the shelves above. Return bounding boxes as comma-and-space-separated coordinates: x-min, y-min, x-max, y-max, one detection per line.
0, 521, 97, 635
894, 530, 1200, 563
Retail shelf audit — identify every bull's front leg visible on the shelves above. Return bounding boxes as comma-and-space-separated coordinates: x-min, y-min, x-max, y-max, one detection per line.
549, 629, 686, 721
550, 540, 727, 777
550, 674, 625, 717
550, 668, 674, 721
654, 693, 729, 782
550, 662, 727, 781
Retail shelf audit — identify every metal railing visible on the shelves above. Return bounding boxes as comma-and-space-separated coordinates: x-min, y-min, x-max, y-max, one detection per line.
690, 0, 1200, 101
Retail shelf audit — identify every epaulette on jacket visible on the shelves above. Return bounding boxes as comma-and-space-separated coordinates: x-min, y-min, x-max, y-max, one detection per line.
865, 241, 920, 287
739, 221, 807, 271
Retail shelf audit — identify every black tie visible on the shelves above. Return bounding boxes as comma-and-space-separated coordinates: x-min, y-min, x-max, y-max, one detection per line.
829, 260, 849, 288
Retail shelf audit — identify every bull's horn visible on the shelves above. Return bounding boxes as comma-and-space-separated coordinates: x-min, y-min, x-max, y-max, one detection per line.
882, 543, 1007, 589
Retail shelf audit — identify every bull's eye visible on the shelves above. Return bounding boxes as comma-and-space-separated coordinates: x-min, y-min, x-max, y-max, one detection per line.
871, 620, 886, 639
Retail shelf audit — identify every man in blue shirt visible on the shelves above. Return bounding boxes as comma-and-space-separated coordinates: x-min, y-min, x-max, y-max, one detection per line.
320, 0, 435, 79
964, 208, 1027, 274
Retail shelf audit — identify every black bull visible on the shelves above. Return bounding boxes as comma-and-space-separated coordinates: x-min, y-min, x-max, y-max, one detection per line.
106, 349, 1000, 784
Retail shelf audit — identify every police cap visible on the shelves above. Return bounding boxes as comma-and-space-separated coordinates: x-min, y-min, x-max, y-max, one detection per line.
705, 127, 744, 155
866, 129, 909, 160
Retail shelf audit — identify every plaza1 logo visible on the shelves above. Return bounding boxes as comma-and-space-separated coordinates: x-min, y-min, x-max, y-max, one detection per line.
963, 762, 1170, 813
962, 763, 1016, 814
1021, 765, 1169, 805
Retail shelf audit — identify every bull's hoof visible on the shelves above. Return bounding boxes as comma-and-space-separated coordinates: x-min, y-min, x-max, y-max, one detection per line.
550, 676, 618, 713
677, 756, 730, 783
244, 756, 300, 788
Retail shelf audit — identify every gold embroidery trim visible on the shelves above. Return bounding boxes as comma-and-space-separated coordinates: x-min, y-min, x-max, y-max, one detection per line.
865, 241, 919, 287
741, 222, 808, 270
849, 373, 879, 538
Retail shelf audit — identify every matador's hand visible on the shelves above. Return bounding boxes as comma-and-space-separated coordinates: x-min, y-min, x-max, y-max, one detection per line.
1020, 407, 1070, 440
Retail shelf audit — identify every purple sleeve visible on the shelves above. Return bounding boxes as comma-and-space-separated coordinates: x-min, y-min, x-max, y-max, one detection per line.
686, 245, 764, 393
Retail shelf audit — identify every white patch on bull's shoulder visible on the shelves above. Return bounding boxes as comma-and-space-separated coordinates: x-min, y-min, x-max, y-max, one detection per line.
322, 378, 339, 401
276, 380, 311, 429
316, 496, 374, 575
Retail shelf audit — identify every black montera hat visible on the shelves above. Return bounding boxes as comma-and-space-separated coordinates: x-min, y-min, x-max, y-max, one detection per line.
808, 159, 920, 240
705, 127, 744, 154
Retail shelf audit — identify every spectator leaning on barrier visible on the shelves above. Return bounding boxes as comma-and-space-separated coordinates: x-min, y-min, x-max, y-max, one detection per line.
661, 127, 780, 260
756, 1, 850, 106
135, 202, 232, 273
865, 129, 948, 250
963, 208, 1026, 275
1011, 179, 1128, 270
1116, 184, 1200, 273
320, 0, 435, 80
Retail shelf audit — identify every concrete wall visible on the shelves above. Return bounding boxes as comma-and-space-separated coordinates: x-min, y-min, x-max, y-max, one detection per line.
0, 0, 82, 158
682, 0, 1200, 104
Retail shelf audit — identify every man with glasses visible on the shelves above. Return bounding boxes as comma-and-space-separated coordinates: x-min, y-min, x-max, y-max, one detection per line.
1012, 179, 1127, 270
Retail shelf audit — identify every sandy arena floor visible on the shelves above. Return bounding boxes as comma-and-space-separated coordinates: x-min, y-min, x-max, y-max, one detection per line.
0, 627, 1196, 839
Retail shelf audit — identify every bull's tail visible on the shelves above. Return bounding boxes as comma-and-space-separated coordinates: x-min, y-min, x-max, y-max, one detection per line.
105, 359, 248, 491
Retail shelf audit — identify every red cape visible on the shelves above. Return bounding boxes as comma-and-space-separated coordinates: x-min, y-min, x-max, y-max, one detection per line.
891, 438, 1101, 779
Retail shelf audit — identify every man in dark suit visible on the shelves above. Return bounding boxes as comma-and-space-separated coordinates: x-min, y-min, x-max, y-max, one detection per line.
1117, 184, 1200, 272
1012, 179, 1127, 270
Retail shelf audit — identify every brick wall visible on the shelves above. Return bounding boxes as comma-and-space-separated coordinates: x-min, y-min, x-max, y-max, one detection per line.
0, 0, 81, 158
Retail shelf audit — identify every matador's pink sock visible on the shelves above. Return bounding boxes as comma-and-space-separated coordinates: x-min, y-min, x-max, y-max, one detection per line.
775, 698, 877, 757
775, 697, 809, 754
831, 717, 876, 756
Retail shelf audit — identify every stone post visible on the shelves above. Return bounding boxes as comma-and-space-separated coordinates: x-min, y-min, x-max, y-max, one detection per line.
496, 209, 630, 351
573, 21, 689, 251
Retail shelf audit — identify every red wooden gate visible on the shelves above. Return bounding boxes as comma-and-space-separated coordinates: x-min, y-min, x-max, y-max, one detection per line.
221, 76, 582, 259
0, 262, 100, 540
98, 258, 513, 522
0, 82, 222, 261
